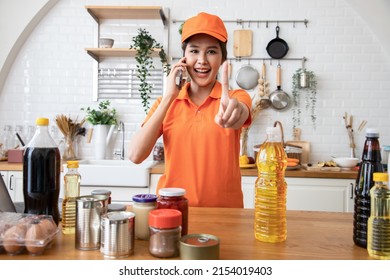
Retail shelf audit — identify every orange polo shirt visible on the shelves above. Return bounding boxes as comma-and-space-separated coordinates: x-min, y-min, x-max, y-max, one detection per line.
143, 82, 252, 207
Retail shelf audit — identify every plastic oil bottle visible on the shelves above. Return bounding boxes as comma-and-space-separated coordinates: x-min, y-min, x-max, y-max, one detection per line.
367, 172, 390, 259
62, 160, 81, 234
353, 128, 383, 248
254, 126, 287, 243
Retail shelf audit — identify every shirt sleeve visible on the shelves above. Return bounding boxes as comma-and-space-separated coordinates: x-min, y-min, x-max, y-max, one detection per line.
141, 97, 164, 134
231, 89, 252, 127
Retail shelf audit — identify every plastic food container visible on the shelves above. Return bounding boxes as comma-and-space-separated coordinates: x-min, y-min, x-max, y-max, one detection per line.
0, 212, 59, 256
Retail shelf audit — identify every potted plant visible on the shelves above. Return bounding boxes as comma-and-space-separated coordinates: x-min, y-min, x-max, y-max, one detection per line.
291, 68, 318, 129
80, 100, 118, 125
81, 100, 118, 159
130, 28, 171, 113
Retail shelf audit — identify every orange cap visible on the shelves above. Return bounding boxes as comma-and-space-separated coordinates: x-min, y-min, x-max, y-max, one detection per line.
149, 209, 182, 229
181, 12, 227, 43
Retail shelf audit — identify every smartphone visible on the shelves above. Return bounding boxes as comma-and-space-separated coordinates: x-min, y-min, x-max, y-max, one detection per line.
175, 69, 183, 89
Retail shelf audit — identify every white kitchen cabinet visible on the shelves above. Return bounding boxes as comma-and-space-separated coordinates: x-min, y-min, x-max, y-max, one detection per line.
150, 173, 355, 212
242, 176, 355, 212
0, 170, 23, 203
149, 173, 161, 195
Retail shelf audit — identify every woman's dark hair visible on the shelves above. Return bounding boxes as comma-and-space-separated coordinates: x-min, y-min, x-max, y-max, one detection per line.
182, 40, 227, 62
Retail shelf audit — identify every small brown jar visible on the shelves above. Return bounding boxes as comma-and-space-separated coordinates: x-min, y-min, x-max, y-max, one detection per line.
148, 209, 182, 258
157, 188, 188, 235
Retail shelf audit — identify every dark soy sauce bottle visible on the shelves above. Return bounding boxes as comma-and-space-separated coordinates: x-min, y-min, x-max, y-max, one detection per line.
353, 128, 383, 248
23, 117, 61, 225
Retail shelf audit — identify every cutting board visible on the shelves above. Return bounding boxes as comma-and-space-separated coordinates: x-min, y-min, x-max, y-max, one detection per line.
233, 29, 252, 57
301, 164, 341, 172
285, 140, 310, 164
285, 128, 311, 164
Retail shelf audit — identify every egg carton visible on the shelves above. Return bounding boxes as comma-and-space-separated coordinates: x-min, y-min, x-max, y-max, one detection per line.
0, 212, 59, 256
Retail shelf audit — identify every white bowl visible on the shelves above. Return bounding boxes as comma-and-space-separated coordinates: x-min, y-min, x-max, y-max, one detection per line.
99, 38, 114, 48
333, 157, 359, 168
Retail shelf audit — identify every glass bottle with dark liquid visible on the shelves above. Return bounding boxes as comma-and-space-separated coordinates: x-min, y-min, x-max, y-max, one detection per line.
353, 128, 383, 248
23, 118, 61, 225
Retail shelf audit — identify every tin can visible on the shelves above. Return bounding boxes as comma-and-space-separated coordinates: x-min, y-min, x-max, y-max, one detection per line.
100, 211, 135, 258
108, 203, 127, 212
180, 234, 220, 260
91, 189, 112, 204
75, 195, 109, 250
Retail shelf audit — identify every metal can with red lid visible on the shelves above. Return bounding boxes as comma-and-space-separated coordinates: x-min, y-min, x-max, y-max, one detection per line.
157, 188, 188, 235
180, 234, 220, 260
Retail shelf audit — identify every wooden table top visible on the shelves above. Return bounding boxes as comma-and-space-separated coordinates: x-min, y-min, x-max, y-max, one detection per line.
0, 207, 370, 260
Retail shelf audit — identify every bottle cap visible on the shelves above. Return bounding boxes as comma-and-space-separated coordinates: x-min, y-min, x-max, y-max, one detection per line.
366, 128, 379, 138
35, 118, 49, 126
67, 160, 79, 168
159, 188, 186, 197
133, 194, 158, 203
149, 209, 182, 228
373, 172, 389, 182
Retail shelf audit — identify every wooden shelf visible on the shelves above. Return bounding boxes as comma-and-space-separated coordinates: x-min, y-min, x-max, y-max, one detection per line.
86, 6, 167, 25
85, 48, 162, 61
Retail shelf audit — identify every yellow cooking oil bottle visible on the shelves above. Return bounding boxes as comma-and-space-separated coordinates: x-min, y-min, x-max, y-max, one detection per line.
367, 172, 390, 259
61, 160, 81, 234
254, 126, 287, 243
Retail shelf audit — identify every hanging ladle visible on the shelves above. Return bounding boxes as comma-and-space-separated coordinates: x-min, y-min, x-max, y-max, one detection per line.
258, 61, 271, 109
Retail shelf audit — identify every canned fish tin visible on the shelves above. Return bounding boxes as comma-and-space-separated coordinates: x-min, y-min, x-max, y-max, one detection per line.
100, 211, 135, 258
180, 234, 220, 260
75, 195, 108, 250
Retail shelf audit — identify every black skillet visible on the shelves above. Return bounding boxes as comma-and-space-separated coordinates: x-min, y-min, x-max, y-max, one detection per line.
266, 26, 289, 59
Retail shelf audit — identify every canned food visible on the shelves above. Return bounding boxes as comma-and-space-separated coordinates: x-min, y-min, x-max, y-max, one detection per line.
108, 203, 127, 212
91, 189, 112, 204
180, 234, 220, 260
100, 211, 135, 258
75, 195, 109, 250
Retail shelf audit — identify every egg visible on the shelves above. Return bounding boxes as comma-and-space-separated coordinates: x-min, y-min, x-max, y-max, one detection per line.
39, 217, 57, 235
25, 221, 46, 255
3, 224, 27, 255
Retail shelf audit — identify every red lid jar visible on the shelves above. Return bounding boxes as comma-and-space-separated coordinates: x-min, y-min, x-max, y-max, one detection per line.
157, 188, 189, 236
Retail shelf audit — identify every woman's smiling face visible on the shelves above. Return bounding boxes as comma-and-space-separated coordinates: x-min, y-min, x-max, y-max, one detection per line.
184, 34, 223, 89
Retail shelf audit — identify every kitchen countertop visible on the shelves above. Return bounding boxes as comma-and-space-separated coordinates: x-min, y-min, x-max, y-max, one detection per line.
150, 162, 358, 179
0, 207, 370, 260
1, 161, 358, 179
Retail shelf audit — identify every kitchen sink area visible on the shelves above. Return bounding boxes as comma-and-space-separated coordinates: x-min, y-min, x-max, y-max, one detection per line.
77, 160, 157, 188
74, 159, 158, 203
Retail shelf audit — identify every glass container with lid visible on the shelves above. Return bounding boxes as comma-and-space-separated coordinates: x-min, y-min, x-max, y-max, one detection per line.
157, 188, 189, 236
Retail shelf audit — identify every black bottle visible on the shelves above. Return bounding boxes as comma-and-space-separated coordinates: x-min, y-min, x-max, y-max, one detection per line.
23, 117, 61, 225
353, 128, 383, 248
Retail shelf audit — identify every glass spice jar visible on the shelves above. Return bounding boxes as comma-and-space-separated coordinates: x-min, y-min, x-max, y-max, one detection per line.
157, 188, 189, 236
148, 209, 182, 258
132, 194, 158, 240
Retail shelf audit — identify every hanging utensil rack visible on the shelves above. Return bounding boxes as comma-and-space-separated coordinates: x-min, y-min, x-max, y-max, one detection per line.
172, 18, 309, 28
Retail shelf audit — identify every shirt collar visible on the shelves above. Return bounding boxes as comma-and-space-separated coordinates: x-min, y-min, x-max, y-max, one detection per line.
177, 81, 223, 100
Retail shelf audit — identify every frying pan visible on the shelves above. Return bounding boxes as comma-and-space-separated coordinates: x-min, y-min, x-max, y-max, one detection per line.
266, 26, 289, 59
269, 64, 290, 111
235, 63, 259, 90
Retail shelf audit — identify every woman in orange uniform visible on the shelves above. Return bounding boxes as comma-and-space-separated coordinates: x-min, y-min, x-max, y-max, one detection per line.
129, 12, 252, 207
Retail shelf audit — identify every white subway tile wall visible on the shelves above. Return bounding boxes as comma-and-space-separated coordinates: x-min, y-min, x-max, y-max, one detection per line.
1, 0, 389, 163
